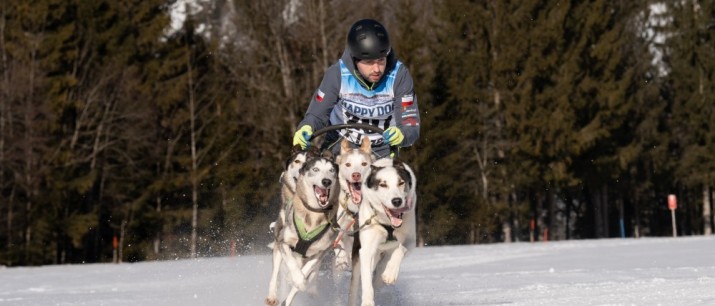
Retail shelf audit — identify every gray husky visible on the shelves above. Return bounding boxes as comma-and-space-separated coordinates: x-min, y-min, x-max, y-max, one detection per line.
266, 149, 339, 306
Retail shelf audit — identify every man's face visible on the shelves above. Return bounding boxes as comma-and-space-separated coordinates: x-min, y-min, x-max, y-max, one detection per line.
356, 57, 387, 83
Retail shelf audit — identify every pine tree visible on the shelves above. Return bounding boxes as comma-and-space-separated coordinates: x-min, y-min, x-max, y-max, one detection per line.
663, 0, 715, 235
504, 0, 656, 239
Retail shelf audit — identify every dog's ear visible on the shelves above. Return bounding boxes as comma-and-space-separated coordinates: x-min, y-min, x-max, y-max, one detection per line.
392, 159, 413, 190
341, 139, 351, 154
284, 146, 301, 170
366, 165, 382, 189
305, 145, 320, 160
396, 167, 412, 190
291, 144, 303, 155
360, 137, 371, 154
322, 149, 334, 160
321, 149, 335, 162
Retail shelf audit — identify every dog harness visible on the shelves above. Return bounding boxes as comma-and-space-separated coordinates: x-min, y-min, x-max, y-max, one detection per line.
291, 212, 331, 257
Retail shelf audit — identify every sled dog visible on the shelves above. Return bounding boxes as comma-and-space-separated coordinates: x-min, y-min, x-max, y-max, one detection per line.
349, 157, 417, 306
270, 145, 308, 239
265, 149, 339, 306
333, 138, 374, 271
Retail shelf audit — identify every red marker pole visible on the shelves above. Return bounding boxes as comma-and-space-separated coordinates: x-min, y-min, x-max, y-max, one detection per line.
112, 235, 119, 263
668, 194, 677, 237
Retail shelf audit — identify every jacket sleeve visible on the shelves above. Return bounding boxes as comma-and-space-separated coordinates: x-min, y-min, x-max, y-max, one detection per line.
297, 64, 341, 131
393, 65, 420, 147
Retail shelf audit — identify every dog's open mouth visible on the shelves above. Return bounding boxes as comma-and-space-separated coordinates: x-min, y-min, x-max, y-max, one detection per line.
347, 181, 362, 204
313, 185, 330, 207
383, 205, 409, 228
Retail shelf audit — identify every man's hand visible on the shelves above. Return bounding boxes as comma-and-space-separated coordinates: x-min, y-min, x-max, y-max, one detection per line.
382, 127, 404, 146
292, 125, 313, 149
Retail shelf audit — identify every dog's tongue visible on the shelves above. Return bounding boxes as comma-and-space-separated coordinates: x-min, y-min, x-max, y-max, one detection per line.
385, 207, 404, 228
350, 183, 362, 204
314, 186, 329, 205
390, 215, 403, 227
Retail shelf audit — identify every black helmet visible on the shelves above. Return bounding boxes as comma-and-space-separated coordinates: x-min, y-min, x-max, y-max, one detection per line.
347, 19, 391, 60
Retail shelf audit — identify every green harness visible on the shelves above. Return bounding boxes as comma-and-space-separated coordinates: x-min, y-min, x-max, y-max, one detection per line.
291, 212, 330, 257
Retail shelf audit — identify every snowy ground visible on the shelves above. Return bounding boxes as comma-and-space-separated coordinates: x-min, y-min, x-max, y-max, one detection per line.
1, 236, 713, 306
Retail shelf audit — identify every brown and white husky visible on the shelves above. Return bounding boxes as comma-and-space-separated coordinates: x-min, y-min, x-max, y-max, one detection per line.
333, 138, 374, 271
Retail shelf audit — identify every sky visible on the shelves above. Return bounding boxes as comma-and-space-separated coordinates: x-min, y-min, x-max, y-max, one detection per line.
0, 236, 713, 306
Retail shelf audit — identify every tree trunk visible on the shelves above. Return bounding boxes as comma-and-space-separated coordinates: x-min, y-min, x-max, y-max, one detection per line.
154, 195, 162, 255
548, 188, 556, 241
592, 185, 603, 238
704, 184, 712, 235
711, 187, 715, 234
118, 220, 126, 263
188, 43, 199, 259
0, 2, 7, 253
565, 191, 572, 240
633, 190, 640, 238
601, 185, 609, 238
23, 33, 41, 263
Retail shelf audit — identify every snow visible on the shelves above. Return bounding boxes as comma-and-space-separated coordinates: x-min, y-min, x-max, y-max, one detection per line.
1, 236, 714, 306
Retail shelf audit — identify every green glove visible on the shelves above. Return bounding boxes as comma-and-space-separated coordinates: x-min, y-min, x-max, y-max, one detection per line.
292, 125, 313, 149
383, 126, 404, 146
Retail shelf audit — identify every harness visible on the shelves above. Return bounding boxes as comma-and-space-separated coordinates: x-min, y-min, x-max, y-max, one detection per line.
291, 211, 331, 257
331, 192, 360, 248
356, 196, 414, 243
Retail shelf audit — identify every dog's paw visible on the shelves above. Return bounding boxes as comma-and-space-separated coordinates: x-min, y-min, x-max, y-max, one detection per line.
381, 267, 399, 285
264, 297, 278, 306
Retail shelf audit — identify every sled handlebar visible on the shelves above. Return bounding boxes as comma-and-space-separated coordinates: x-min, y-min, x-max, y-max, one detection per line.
310, 124, 399, 157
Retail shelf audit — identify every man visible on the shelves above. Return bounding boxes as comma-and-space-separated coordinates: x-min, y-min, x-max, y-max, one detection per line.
293, 19, 420, 158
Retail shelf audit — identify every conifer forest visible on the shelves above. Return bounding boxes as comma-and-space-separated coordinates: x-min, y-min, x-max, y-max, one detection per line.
1, 0, 714, 266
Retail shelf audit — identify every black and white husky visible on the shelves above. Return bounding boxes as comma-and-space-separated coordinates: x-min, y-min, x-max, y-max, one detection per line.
348, 157, 417, 306
265, 149, 339, 306
333, 138, 374, 271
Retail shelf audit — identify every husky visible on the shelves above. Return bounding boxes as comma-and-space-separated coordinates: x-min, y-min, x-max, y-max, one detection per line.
270, 145, 308, 239
349, 157, 417, 306
333, 138, 374, 271
265, 149, 339, 306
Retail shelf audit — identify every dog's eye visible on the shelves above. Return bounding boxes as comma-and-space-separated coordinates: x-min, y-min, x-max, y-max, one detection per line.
329, 167, 336, 173
294, 160, 301, 164
312, 167, 319, 172
399, 180, 405, 186
379, 182, 387, 188
345, 162, 351, 167
361, 162, 367, 166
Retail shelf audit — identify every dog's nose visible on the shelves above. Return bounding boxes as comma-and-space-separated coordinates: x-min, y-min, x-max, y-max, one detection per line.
322, 178, 332, 187
352, 172, 361, 181
391, 198, 402, 207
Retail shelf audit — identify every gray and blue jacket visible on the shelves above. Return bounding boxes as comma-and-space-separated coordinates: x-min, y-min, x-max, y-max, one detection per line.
298, 48, 420, 158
